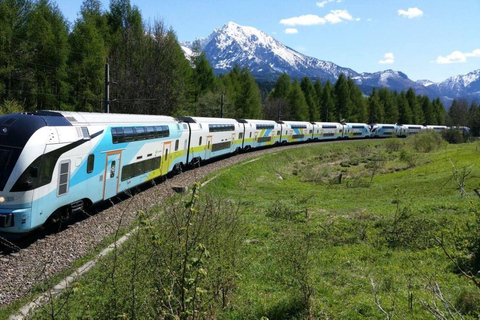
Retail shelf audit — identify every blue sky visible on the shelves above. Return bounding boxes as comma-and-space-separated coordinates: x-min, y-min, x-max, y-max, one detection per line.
57, 0, 480, 83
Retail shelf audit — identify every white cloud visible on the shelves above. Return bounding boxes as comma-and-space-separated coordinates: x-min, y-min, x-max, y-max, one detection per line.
285, 28, 298, 34
325, 10, 354, 24
316, 0, 343, 8
379, 52, 395, 64
433, 49, 480, 64
280, 14, 326, 26
397, 7, 423, 19
280, 10, 357, 26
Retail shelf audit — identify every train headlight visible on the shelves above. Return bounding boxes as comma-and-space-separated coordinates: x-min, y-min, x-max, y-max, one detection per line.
0, 197, 5, 203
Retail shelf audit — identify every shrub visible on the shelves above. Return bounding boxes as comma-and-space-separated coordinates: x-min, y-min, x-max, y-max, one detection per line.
406, 130, 445, 153
384, 137, 403, 152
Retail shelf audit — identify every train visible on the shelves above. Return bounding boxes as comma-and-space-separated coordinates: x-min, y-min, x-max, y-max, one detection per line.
0, 110, 470, 234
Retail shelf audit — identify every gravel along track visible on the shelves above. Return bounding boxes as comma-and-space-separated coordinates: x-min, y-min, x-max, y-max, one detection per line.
0, 140, 346, 309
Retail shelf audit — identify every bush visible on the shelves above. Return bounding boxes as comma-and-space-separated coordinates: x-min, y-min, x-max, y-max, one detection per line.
443, 128, 466, 144
384, 137, 403, 152
406, 130, 445, 153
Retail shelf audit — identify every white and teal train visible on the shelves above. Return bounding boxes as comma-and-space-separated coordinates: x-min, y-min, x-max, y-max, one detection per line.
0, 111, 467, 234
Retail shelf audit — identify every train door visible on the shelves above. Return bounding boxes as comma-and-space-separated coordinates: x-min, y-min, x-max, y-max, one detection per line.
205, 136, 212, 159
161, 142, 171, 175
103, 151, 121, 200
231, 133, 236, 151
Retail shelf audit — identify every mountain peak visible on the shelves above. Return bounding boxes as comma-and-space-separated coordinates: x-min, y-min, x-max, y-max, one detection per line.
180, 22, 480, 105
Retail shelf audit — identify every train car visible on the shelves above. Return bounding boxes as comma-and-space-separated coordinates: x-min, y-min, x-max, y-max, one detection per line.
178, 117, 243, 164
425, 125, 448, 133
342, 123, 371, 138
237, 119, 281, 150
0, 111, 188, 234
277, 120, 313, 143
404, 124, 426, 136
370, 123, 400, 138
312, 122, 344, 140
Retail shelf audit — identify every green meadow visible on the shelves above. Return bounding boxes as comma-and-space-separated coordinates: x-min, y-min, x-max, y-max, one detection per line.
17, 134, 480, 320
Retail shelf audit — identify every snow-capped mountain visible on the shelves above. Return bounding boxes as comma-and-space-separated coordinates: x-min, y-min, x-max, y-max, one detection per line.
423, 70, 480, 103
182, 22, 359, 81
182, 22, 480, 104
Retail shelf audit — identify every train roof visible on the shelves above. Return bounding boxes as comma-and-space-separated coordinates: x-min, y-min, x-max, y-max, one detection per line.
178, 116, 238, 124
38, 111, 178, 126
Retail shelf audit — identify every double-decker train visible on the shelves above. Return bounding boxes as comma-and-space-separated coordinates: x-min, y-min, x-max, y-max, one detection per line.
0, 111, 469, 234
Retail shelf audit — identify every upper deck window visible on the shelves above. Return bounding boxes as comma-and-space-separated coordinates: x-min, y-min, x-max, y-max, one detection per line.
208, 124, 235, 132
111, 125, 170, 144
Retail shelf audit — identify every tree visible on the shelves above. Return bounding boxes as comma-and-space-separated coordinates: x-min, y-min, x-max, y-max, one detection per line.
397, 91, 412, 124
313, 79, 322, 120
26, 0, 70, 110
406, 88, 423, 124
348, 78, 367, 123
300, 77, 318, 122
379, 88, 398, 124
192, 52, 215, 102
468, 101, 480, 136
368, 88, 383, 123
420, 95, 434, 125
432, 98, 446, 125
320, 80, 335, 122
288, 78, 308, 121
448, 98, 469, 127
0, 0, 32, 107
334, 73, 351, 121
68, 0, 108, 112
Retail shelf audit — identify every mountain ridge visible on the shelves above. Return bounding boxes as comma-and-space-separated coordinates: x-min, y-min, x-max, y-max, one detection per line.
181, 22, 480, 105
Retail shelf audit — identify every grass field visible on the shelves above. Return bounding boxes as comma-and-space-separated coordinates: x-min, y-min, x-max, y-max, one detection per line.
16, 134, 480, 319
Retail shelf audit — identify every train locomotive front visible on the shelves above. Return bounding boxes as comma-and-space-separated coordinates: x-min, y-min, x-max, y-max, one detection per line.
0, 112, 96, 234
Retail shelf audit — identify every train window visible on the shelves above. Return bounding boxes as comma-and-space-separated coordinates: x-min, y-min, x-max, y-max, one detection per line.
199, 136, 202, 145
81, 127, 90, 139
123, 127, 135, 142
239, 132, 243, 139
135, 127, 146, 140
164, 150, 168, 161
155, 126, 169, 138
58, 161, 70, 196
175, 140, 179, 151
250, 132, 252, 138
183, 124, 188, 129
146, 126, 155, 139
87, 154, 94, 174
277, 131, 281, 135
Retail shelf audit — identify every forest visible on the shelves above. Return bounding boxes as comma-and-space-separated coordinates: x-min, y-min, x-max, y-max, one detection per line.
1, 0, 479, 135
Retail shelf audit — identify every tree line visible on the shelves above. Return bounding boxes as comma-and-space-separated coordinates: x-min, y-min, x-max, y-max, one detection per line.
0, 0, 477, 133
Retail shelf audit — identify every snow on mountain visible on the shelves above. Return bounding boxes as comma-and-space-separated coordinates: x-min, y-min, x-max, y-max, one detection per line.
182, 22, 359, 81
182, 22, 480, 104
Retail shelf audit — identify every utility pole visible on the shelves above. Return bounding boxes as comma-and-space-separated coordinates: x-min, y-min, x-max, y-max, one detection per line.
104, 60, 110, 113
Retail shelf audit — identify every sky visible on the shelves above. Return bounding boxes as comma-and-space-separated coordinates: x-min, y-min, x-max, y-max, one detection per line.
57, 0, 480, 83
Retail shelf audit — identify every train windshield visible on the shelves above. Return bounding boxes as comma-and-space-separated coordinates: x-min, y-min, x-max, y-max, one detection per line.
0, 147, 20, 192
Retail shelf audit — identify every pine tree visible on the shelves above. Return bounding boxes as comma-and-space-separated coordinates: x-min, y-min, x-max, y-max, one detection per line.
27, 0, 70, 110
406, 88, 423, 124
320, 80, 335, 122
313, 79, 322, 121
288, 78, 308, 121
397, 91, 412, 124
270, 72, 291, 99
0, 0, 32, 107
368, 88, 383, 124
348, 77, 367, 122
432, 98, 446, 125
300, 77, 318, 121
68, 0, 107, 112
420, 95, 434, 125
379, 88, 398, 124
334, 73, 351, 121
